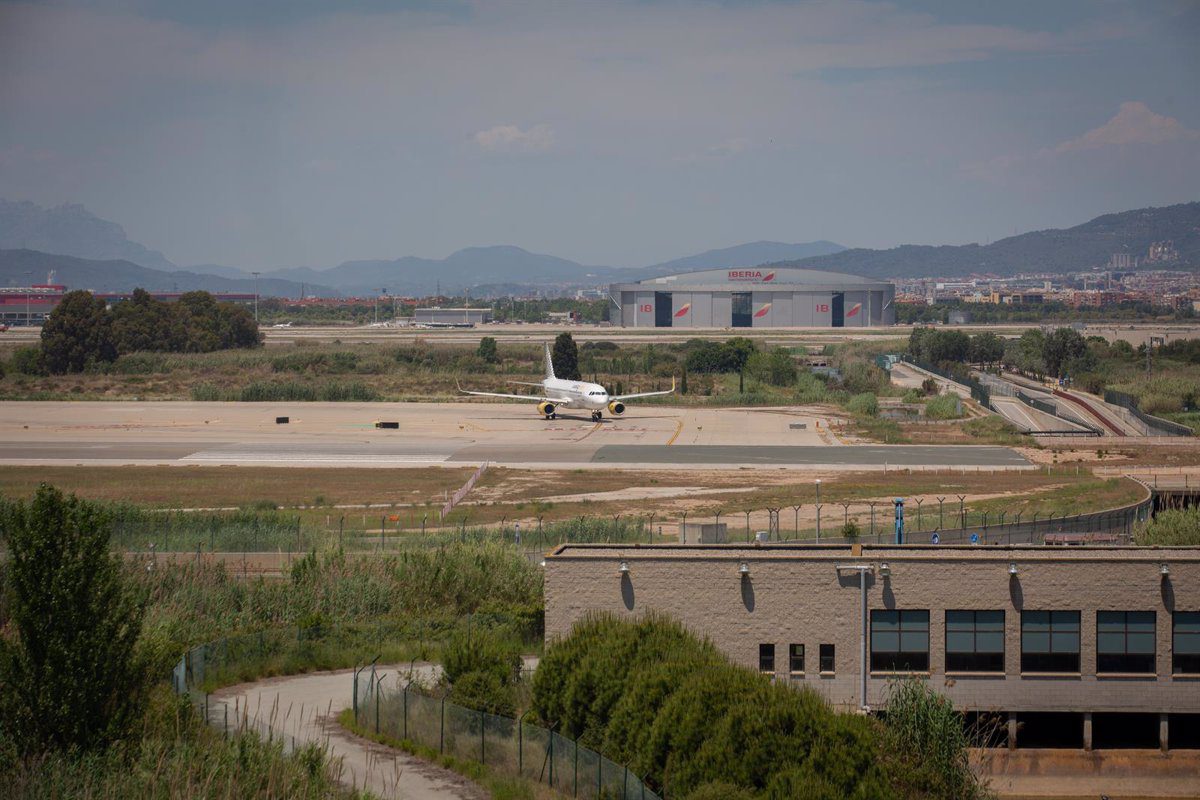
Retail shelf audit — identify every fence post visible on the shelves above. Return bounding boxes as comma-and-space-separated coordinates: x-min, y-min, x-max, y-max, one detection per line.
440, 697, 445, 753
518, 713, 524, 776
480, 708, 485, 765
404, 681, 410, 740
375, 678, 381, 735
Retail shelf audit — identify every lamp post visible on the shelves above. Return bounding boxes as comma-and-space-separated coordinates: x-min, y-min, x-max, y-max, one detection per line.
834, 563, 873, 712
23, 270, 34, 326
815, 479, 822, 543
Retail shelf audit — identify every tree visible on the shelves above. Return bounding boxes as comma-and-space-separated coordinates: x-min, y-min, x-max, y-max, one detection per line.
39, 290, 117, 374
745, 348, 798, 387
173, 291, 223, 352
1042, 327, 1088, 378
111, 288, 184, 353
477, 336, 499, 364
216, 301, 261, 349
968, 332, 1005, 367
551, 332, 581, 380
0, 485, 147, 753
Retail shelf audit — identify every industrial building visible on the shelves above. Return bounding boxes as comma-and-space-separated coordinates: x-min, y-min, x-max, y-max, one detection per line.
413, 307, 492, 326
545, 543, 1200, 751
608, 267, 895, 328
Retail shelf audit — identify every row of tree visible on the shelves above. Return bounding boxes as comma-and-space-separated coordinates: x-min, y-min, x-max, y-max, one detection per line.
40, 289, 261, 374
908, 325, 1091, 379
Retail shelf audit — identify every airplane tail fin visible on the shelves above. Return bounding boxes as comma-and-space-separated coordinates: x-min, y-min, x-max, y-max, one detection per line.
544, 342, 556, 380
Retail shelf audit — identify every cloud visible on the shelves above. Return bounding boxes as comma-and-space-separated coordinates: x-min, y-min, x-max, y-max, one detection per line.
962, 101, 1200, 184
1054, 101, 1200, 153
473, 124, 555, 153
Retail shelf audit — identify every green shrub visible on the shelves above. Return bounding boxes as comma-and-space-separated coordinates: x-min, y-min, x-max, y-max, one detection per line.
794, 372, 837, 404
442, 628, 521, 686
9, 346, 46, 376
924, 394, 963, 420
190, 382, 222, 401
846, 392, 879, 417
902, 388, 923, 403
1136, 507, 1200, 546
533, 614, 962, 799
882, 679, 989, 800
449, 669, 517, 716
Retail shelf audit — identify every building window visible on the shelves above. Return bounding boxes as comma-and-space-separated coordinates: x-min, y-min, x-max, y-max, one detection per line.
945, 610, 1005, 672
1097, 611, 1156, 674
1173, 612, 1200, 674
789, 643, 805, 674
819, 643, 835, 673
1021, 611, 1080, 673
759, 643, 775, 674
870, 610, 930, 672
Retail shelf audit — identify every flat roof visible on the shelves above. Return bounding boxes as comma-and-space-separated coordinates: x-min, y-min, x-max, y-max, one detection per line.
547, 542, 1200, 563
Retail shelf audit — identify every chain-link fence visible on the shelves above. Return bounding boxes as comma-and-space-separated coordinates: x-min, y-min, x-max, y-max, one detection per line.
354, 670, 662, 800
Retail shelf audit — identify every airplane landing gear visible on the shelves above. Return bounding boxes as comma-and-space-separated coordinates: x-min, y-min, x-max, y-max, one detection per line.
545, 412, 557, 420
591, 411, 602, 422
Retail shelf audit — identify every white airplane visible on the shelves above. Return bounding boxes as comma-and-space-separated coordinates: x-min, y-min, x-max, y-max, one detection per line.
271, 322, 293, 328
461, 343, 675, 421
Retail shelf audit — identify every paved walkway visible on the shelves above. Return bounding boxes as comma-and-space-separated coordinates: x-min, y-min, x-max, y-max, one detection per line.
211, 663, 486, 800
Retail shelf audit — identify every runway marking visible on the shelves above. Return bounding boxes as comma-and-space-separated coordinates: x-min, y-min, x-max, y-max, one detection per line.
666, 419, 683, 446
574, 421, 603, 442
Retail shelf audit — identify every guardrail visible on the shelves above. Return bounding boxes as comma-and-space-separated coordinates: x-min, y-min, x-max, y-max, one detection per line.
1104, 390, 1195, 437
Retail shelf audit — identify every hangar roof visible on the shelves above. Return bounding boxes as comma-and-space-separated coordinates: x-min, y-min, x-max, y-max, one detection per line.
614, 266, 888, 288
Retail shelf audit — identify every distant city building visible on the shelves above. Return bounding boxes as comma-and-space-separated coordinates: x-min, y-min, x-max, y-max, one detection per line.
609, 267, 895, 328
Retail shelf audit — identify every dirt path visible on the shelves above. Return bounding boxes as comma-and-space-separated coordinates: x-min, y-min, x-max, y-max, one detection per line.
211, 663, 486, 800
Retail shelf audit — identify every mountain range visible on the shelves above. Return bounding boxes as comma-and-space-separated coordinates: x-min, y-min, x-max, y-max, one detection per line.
1, 198, 1196, 297
767, 202, 1200, 279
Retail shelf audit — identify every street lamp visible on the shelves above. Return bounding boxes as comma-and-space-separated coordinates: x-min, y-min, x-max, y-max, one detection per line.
815, 479, 822, 543
251, 272, 260, 322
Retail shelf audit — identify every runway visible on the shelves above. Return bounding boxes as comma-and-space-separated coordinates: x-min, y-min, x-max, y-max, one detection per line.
0, 401, 1034, 471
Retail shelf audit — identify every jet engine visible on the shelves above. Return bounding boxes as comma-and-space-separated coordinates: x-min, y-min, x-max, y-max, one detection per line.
537, 401, 557, 417
607, 401, 626, 416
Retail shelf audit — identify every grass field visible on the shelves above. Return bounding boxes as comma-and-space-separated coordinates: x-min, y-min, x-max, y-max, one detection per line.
1, 465, 1149, 549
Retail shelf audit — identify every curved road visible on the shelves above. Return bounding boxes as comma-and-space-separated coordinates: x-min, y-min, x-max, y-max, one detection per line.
210, 663, 485, 800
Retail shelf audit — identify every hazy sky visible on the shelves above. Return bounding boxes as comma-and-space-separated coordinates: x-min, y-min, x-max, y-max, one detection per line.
1, 0, 1198, 269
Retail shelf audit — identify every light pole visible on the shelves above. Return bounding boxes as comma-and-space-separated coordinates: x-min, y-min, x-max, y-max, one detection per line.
815, 479, 822, 543
251, 272, 260, 322
24, 271, 32, 326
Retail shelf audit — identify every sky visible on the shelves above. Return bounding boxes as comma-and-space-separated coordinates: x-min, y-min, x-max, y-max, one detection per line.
0, 0, 1198, 270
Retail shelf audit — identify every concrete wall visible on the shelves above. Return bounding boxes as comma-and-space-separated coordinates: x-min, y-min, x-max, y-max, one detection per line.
544, 544, 1200, 716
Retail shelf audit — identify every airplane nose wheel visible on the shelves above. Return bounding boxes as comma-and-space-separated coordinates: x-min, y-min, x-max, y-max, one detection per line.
591, 411, 602, 422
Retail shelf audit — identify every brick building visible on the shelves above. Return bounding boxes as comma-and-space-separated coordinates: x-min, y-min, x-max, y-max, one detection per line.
544, 543, 1200, 750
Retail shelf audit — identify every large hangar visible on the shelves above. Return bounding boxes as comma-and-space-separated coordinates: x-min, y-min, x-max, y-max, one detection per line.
609, 267, 895, 328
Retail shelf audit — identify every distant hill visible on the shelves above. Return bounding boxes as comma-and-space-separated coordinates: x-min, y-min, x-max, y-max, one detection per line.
268, 245, 614, 296
0, 249, 329, 298
642, 240, 845, 276
770, 202, 1200, 278
266, 241, 848, 296
0, 199, 177, 271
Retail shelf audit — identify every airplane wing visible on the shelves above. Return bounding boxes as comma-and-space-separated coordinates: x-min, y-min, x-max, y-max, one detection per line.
459, 384, 573, 405
611, 377, 676, 402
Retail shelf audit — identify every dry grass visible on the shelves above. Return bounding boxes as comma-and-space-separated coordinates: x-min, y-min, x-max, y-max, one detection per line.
0, 465, 475, 507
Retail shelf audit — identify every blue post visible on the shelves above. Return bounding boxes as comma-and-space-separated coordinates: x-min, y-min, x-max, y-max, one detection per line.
894, 498, 905, 545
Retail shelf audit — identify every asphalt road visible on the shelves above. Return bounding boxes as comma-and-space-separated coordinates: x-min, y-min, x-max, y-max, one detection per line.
0, 439, 1032, 469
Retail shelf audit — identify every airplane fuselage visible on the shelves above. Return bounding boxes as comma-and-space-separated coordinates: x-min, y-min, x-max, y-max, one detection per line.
543, 378, 610, 410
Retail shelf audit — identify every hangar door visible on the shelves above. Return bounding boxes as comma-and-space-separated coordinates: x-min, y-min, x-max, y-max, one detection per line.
831, 293, 845, 328
654, 292, 673, 327
731, 292, 753, 327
